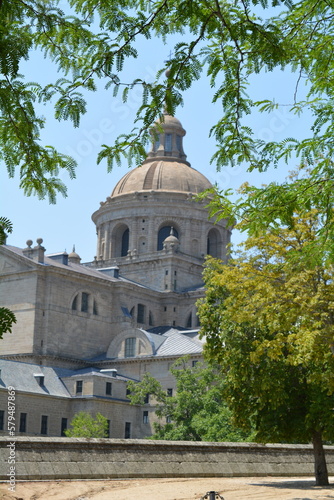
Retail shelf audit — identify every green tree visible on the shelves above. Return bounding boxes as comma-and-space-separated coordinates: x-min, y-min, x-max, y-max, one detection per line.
0, 217, 16, 338
64, 411, 109, 438
128, 357, 252, 442
198, 211, 334, 486
2, 2, 334, 203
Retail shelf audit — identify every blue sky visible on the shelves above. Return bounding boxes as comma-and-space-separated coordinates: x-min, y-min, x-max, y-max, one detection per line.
2, 22, 311, 263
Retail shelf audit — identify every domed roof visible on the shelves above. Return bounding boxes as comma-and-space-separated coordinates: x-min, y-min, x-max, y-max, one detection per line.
111, 160, 212, 196
111, 113, 212, 197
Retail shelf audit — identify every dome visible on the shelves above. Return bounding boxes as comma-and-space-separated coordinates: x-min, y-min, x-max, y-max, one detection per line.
111, 113, 212, 197
111, 160, 212, 196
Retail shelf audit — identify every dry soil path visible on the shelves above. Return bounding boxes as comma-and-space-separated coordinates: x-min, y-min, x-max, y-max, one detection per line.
1, 477, 334, 500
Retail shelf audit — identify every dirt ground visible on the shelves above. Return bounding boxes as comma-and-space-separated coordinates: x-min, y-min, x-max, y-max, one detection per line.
1, 476, 334, 500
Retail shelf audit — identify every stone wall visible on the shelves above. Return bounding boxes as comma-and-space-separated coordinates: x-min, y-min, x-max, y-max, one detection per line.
1, 436, 334, 481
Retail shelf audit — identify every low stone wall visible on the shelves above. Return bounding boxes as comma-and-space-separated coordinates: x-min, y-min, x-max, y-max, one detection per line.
1, 436, 334, 481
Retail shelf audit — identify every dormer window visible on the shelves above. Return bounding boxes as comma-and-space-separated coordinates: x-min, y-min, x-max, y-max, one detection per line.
34, 373, 44, 386
125, 337, 136, 358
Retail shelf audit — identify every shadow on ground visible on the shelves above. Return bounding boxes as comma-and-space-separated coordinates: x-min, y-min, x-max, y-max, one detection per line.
253, 480, 334, 490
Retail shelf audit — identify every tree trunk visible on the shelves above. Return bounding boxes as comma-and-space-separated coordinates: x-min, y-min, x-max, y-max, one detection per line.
312, 430, 329, 486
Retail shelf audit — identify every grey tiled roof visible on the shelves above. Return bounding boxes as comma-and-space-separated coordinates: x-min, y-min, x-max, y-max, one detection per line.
155, 329, 203, 356
0, 359, 71, 397
5, 245, 119, 282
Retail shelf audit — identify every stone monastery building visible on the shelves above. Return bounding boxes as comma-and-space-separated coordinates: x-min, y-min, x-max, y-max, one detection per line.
0, 113, 231, 439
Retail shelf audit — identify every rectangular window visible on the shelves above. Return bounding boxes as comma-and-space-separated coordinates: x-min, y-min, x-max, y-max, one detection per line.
19, 413, 27, 433
137, 304, 145, 324
192, 360, 198, 367
144, 393, 149, 404
41, 415, 48, 435
165, 133, 172, 152
106, 382, 112, 396
125, 337, 136, 358
125, 422, 131, 439
76, 380, 83, 394
166, 415, 172, 423
154, 135, 160, 152
81, 292, 89, 312
0, 410, 4, 431
61, 418, 67, 436
176, 135, 182, 151
167, 388, 173, 397
143, 411, 149, 424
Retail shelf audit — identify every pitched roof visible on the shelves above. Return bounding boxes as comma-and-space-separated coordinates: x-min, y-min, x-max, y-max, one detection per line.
0, 359, 71, 398
155, 328, 203, 356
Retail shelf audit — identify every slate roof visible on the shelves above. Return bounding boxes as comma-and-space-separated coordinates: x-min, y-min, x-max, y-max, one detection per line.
4, 245, 151, 289
0, 359, 71, 398
0, 360, 139, 397
155, 328, 203, 356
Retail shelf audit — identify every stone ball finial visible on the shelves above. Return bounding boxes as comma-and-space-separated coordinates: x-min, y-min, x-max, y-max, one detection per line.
26, 240, 33, 248
36, 238, 43, 246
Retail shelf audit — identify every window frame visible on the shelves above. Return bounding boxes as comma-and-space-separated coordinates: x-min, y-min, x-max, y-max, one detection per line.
41, 415, 48, 435
76, 380, 83, 395
143, 411, 149, 424
124, 337, 136, 358
19, 412, 27, 433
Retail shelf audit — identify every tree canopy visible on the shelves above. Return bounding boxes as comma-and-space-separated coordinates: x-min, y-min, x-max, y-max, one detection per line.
198, 211, 334, 485
2, 1, 334, 210
128, 357, 252, 442
64, 411, 109, 438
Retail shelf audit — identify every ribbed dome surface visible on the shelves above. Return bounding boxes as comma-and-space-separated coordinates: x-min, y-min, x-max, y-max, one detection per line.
111, 160, 212, 196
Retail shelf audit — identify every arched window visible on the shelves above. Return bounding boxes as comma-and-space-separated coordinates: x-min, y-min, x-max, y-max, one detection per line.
157, 226, 179, 250
71, 292, 98, 315
207, 228, 220, 258
121, 228, 129, 256
111, 224, 130, 258
72, 295, 78, 310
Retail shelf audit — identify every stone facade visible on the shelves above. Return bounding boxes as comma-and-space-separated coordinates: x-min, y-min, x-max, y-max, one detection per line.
0, 112, 230, 439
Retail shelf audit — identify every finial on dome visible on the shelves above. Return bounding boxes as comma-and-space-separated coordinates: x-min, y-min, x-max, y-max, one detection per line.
68, 245, 81, 264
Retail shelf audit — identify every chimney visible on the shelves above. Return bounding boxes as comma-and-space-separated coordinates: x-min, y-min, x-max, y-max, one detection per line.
23, 238, 45, 264
98, 265, 120, 279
